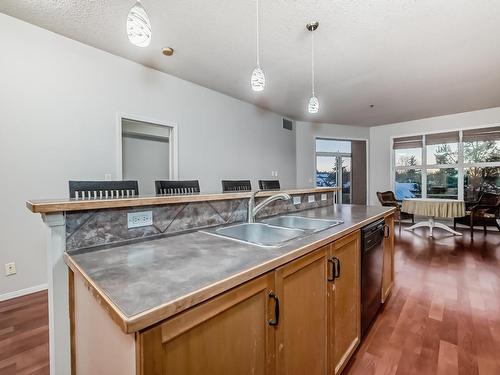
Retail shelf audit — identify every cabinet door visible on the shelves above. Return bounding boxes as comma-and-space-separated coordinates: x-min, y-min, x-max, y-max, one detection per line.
139, 272, 275, 375
275, 246, 329, 375
381, 213, 395, 303
328, 231, 360, 375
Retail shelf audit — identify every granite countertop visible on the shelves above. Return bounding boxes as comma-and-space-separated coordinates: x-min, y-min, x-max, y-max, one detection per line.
66, 204, 395, 333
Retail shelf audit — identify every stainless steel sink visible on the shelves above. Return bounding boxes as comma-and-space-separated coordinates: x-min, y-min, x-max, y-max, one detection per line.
262, 216, 343, 232
210, 223, 305, 247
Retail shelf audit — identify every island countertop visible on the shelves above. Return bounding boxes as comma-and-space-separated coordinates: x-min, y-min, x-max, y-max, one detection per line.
65, 204, 395, 333
26, 187, 340, 213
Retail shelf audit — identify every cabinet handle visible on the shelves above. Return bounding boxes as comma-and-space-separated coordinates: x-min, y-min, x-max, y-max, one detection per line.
383, 224, 390, 238
328, 257, 341, 280
333, 257, 341, 279
327, 258, 335, 281
268, 292, 280, 326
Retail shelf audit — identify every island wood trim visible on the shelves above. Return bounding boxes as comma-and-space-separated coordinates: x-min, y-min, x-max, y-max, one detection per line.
26, 187, 341, 214
65, 207, 396, 334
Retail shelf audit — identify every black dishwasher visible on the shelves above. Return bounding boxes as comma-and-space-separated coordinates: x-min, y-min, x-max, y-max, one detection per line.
361, 219, 386, 337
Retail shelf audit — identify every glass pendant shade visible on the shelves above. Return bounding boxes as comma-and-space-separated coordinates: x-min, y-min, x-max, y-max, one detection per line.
251, 66, 266, 92
127, 1, 152, 47
308, 96, 319, 114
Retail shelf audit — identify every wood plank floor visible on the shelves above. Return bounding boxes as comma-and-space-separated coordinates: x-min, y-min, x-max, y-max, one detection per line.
0, 227, 498, 374
345, 226, 500, 375
0, 290, 49, 374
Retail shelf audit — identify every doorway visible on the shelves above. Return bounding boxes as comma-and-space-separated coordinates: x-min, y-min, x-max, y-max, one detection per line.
315, 138, 366, 204
118, 116, 177, 195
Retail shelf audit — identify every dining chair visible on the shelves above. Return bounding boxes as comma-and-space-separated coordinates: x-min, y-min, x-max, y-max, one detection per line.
454, 192, 500, 237
376, 191, 415, 233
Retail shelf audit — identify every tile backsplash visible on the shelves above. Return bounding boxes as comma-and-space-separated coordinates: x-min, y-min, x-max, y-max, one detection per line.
66, 192, 334, 252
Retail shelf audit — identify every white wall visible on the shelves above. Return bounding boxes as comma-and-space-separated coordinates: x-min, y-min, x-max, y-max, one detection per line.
369, 106, 500, 205
295, 121, 370, 188
0, 14, 296, 297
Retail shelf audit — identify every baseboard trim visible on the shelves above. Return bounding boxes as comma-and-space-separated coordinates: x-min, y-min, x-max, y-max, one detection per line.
0, 283, 48, 302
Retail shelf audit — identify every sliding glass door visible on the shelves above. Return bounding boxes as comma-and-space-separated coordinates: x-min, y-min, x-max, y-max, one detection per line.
315, 139, 352, 204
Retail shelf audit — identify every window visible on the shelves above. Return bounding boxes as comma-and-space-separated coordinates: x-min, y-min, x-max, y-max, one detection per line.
393, 126, 500, 201
393, 136, 423, 200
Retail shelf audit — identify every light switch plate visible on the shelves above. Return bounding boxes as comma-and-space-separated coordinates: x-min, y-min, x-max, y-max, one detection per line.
127, 211, 153, 229
308, 195, 315, 203
321, 193, 327, 201
293, 196, 301, 205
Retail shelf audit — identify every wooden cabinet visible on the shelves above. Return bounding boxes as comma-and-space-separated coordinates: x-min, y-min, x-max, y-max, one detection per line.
328, 231, 361, 375
274, 246, 329, 375
381, 213, 395, 303
136, 227, 388, 375
139, 272, 275, 375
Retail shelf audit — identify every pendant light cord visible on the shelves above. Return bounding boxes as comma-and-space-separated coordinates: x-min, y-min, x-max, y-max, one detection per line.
311, 29, 315, 96
256, 0, 260, 66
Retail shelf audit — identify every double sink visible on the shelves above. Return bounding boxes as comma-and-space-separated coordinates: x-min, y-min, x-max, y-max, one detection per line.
205, 216, 344, 247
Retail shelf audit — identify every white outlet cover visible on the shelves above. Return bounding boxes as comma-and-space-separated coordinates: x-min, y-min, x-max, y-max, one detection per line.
127, 211, 153, 229
293, 196, 301, 205
5, 262, 16, 276
308, 195, 315, 203
321, 193, 327, 201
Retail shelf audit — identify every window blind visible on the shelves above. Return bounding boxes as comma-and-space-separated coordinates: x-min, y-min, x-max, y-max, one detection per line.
462, 126, 500, 142
393, 135, 423, 150
425, 131, 459, 145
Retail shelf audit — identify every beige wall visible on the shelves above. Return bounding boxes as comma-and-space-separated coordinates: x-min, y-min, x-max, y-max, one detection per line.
0, 14, 296, 298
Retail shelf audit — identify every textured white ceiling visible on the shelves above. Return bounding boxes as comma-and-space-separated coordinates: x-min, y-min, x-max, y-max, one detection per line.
2, 0, 500, 126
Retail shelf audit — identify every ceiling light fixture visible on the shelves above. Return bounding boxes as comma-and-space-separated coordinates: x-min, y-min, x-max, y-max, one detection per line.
306, 22, 319, 114
250, 0, 265, 92
127, 1, 152, 47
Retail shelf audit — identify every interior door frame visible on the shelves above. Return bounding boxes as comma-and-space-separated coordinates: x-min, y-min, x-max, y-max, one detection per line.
116, 112, 179, 181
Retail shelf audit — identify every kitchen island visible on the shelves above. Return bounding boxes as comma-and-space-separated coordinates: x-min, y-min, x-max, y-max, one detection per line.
27, 187, 395, 375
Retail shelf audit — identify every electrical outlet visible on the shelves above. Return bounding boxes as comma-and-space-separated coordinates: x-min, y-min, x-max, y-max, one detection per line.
104, 174, 112, 181
127, 211, 153, 229
321, 193, 327, 201
5, 262, 16, 276
274, 171, 279, 177
308, 195, 315, 203
293, 196, 301, 205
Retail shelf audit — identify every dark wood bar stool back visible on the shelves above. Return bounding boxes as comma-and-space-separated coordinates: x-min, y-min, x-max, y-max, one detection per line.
69, 180, 139, 199
221, 180, 252, 192
155, 180, 200, 195
258, 180, 281, 191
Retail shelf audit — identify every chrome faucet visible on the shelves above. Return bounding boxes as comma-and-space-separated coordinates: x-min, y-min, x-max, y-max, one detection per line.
248, 191, 292, 223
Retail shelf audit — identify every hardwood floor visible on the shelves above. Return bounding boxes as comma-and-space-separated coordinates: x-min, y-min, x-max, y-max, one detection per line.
0, 227, 498, 375
0, 291, 49, 374
346, 226, 500, 375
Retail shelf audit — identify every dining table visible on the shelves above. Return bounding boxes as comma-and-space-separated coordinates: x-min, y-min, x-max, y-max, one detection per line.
401, 198, 466, 237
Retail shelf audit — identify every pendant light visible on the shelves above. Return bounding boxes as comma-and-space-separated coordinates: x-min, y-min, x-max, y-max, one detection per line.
251, 0, 265, 92
127, 0, 152, 47
307, 22, 319, 114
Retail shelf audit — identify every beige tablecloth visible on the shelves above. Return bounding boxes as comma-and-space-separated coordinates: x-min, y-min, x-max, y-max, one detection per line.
402, 198, 465, 218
